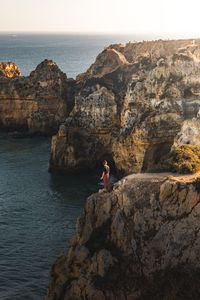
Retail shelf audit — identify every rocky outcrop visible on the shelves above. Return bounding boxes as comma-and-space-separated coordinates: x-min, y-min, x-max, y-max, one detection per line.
50, 39, 200, 174
45, 172, 200, 300
46, 39, 200, 299
0, 62, 21, 78
174, 118, 200, 146
77, 48, 129, 80
0, 60, 74, 134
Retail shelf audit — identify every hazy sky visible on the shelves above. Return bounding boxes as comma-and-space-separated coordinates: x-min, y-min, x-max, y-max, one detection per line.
0, 0, 200, 37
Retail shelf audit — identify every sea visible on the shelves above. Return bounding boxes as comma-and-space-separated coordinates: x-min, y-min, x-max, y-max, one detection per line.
0, 33, 143, 300
0, 33, 146, 78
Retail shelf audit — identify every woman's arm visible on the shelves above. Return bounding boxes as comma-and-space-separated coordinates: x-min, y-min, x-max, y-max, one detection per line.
100, 171, 105, 180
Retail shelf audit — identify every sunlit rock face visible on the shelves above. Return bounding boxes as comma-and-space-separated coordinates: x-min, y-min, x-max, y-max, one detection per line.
76, 47, 129, 80
0, 60, 73, 134
174, 119, 200, 146
45, 173, 200, 300
0, 62, 21, 78
50, 39, 200, 174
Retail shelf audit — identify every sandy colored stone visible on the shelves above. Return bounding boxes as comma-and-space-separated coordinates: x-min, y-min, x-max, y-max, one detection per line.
0, 62, 21, 78
50, 38, 200, 174
45, 173, 200, 300
0, 59, 74, 135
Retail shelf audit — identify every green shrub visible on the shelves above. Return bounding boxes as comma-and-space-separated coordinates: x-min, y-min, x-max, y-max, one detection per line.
169, 144, 200, 174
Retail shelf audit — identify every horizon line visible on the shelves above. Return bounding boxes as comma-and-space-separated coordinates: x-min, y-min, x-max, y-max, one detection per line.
0, 31, 199, 43
0, 31, 156, 36
0, 30, 198, 36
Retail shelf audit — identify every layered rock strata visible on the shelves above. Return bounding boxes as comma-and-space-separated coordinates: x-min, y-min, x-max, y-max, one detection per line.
0, 60, 74, 134
50, 39, 200, 174
46, 172, 200, 300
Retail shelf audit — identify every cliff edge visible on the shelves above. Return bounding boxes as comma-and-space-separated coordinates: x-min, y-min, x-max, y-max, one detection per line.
46, 172, 200, 300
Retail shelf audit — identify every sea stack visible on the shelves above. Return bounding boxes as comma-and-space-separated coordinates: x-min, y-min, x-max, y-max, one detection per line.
0, 59, 74, 135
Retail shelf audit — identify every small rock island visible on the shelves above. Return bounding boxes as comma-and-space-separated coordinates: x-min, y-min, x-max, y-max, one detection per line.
0, 59, 74, 134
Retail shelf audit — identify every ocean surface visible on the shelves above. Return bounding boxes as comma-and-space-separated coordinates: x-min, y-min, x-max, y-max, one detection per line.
0, 33, 143, 78
0, 135, 98, 300
0, 34, 136, 300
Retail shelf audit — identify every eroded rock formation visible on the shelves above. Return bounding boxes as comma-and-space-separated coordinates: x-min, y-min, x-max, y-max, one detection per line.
49, 39, 200, 174
0, 60, 74, 134
174, 118, 200, 146
0, 62, 21, 78
45, 172, 200, 300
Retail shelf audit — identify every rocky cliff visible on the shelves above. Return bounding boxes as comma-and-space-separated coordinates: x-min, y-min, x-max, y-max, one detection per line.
45, 39, 200, 300
45, 172, 200, 300
0, 60, 74, 134
50, 39, 200, 174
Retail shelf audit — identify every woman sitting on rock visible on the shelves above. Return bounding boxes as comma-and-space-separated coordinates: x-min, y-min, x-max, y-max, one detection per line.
101, 160, 110, 189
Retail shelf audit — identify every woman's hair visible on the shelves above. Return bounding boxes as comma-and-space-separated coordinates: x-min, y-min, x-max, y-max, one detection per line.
103, 160, 107, 164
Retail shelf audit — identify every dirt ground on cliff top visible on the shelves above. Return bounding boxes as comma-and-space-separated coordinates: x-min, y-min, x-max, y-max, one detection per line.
125, 172, 200, 183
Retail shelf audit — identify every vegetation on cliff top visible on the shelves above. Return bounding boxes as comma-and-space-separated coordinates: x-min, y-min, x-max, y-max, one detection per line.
169, 144, 200, 174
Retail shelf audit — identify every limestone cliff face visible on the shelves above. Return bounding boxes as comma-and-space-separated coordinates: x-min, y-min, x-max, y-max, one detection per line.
0, 60, 73, 134
50, 39, 200, 174
45, 173, 200, 300
77, 48, 129, 80
0, 62, 21, 78
174, 118, 200, 146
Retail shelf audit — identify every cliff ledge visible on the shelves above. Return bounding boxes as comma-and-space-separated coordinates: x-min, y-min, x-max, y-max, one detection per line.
46, 172, 200, 300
